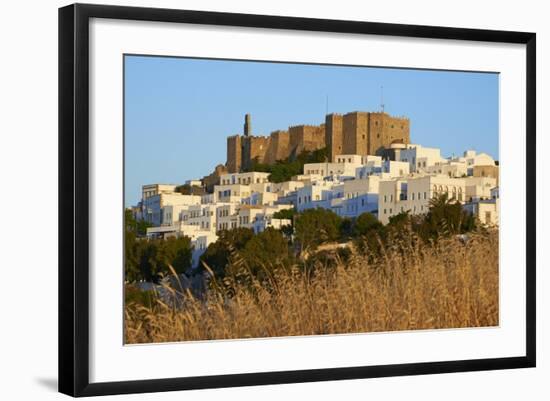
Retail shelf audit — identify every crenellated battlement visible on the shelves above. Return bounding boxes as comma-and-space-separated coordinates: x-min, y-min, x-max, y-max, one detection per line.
226, 111, 411, 172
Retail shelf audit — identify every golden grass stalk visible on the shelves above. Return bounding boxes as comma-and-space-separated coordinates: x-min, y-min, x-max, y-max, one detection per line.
125, 230, 498, 344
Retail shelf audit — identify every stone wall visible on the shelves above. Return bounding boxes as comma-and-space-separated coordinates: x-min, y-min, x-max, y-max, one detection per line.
226, 135, 241, 173
202, 164, 228, 192
264, 130, 290, 164
242, 135, 271, 170
473, 165, 499, 184
367, 112, 410, 155
226, 111, 410, 172
325, 114, 343, 162
342, 112, 369, 155
288, 124, 326, 158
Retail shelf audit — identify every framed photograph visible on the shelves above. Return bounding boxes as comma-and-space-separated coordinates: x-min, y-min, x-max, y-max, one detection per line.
58, 3, 536, 397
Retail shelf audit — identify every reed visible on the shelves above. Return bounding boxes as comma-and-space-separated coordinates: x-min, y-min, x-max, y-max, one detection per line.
125, 230, 498, 344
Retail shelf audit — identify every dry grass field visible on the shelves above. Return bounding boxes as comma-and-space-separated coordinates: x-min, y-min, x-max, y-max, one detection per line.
125, 230, 499, 344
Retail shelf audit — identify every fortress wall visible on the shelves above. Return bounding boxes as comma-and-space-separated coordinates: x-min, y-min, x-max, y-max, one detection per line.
248, 136, 271, 164
227, 112, 409, 172
264, 130, 290, 164
368, 113, 410, 155
226, 135, 242, 173
326, 114, 343, 162
343, 112, 369, 155
289, 125, 326, 156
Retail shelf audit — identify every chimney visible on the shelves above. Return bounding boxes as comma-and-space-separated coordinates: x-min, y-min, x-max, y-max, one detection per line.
244, 113, 251, 137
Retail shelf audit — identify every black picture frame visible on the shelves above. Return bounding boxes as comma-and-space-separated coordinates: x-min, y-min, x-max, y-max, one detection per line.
59, 3, 536, 397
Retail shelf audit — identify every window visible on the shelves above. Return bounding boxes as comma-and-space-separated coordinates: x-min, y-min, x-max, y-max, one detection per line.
485, 211, 492, 224
412, 193, 415, 200
424, 192, 427, 199
384, 195, 387, 202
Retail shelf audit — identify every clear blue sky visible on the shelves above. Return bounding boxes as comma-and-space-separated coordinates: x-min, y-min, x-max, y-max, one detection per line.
124, 55, 499, 206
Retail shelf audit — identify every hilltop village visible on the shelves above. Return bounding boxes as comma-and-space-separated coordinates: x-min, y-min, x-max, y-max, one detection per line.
130, 112, 499, 268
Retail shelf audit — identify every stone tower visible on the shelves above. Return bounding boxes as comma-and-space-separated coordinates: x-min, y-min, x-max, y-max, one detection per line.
226, 135, 242, 173
244, 113, 251, 136
325, 113, 344, 162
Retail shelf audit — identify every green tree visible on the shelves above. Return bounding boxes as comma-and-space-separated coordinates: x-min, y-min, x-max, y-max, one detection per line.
124, 229, 141, 282
241, 228, 293, 276
352, 214, 388, 261
294, 208, 342, 251
125, 208, 151, 236
163, 236, 193, 274
244, 147, 329, 183
272, 208, 296, 237
175, 184, 206, 196
199, 228, 255, 277
418, 194, 476, 240
272, 208, 297, 221
352, 212, 383, 237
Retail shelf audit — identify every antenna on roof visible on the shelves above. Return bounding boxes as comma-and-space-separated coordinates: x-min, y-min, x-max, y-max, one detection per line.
380, 85, 385, 113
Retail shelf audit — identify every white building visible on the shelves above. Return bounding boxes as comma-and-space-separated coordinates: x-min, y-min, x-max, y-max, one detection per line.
142, 192, 202, 226
213, 184, 251, 203
241, 191, 279, 206
463, 199, 499, 226
162, 204, 191, 226
463, 176, 498, 202
216, 203, 240, 231
355, 159, 410, 179
378, 175, 467, 224
302, 159, 358, 179
184, 179, 202, 187
237, 204, 293, 230
271, 180, 305, 197
332, 177, 379, 217
181, 204, 217, 231
451, 150, 495, 169
398, 144, 445, 173
141, 183, 177, 201
296, 180, 340, 212
424, 160, 468, 178
252, 215, 292, 234
219, 171, 270, 186
191, 231, 219, 268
